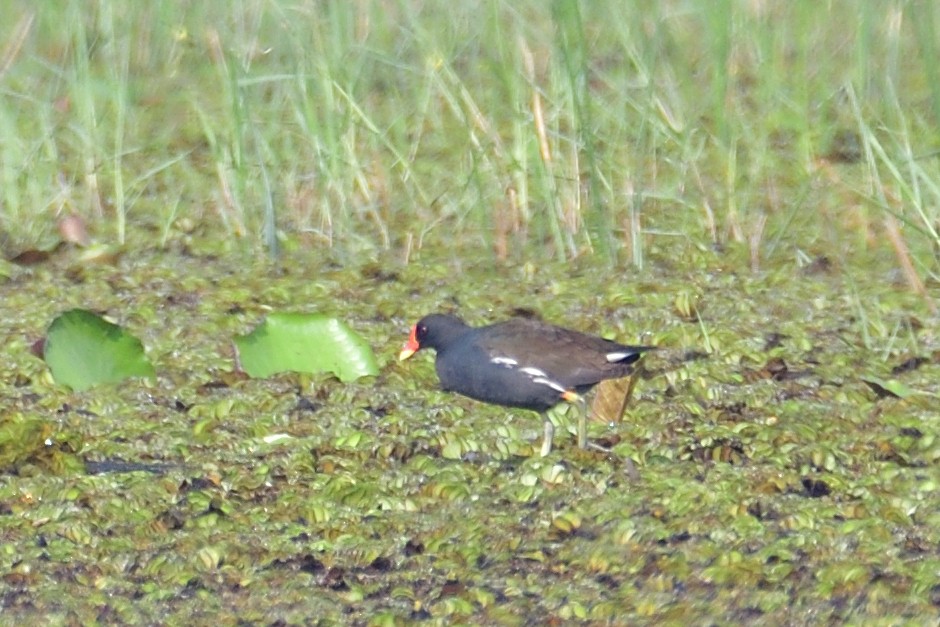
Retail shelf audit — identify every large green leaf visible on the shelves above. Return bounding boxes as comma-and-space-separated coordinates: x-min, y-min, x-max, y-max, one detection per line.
234, 313, 378, 382
44, 309, 156, 391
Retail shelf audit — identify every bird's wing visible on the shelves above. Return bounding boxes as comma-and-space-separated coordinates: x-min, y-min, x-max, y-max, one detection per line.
477, 319, 650, 388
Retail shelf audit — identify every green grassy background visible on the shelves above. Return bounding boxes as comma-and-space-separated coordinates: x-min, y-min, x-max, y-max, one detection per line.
2, 0, 939, 275
2, 2, 940, 624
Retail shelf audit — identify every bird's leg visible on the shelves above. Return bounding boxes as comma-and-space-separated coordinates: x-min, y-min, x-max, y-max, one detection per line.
540, 415, 554, 457
576, 396, 589, 449
560, 391, 590, 450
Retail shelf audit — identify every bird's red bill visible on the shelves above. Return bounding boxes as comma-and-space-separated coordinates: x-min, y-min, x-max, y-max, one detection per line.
399, 325, 420, 361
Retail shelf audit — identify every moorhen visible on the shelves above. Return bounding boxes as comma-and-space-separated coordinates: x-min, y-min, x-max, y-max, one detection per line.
399, 313, 653, 456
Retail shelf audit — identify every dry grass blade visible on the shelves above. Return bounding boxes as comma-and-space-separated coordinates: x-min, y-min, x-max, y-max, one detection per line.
0, 11, 33, 78
883, 212, 937, 315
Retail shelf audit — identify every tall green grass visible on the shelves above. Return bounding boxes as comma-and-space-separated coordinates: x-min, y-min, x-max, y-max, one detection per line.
0, 0, 938, 279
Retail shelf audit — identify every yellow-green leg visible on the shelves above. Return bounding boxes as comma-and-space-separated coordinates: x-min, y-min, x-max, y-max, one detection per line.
576, 397, 589, 449
540, 416, 554, 457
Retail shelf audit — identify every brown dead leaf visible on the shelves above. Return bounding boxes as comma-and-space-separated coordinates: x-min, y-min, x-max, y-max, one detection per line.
9, 249, 50, 265
591, 370, 640, 423
58, 214, 91, 246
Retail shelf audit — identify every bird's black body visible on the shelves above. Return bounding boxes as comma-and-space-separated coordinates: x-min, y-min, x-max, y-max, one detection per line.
404, 314, 652, 411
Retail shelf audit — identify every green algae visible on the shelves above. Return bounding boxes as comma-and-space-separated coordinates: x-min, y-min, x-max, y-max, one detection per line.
0, 246, 937, 623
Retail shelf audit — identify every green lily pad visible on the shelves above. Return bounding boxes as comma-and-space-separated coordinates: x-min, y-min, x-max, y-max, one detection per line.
234, 313, 378, 382
44, 309, 156, 391
861, 377, 915, 399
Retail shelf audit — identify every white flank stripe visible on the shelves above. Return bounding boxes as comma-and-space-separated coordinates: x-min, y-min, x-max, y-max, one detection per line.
533, 377, 567, 393
520, 366, 548, 378
606, 351, 630, 363
489, 358, 569, 395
